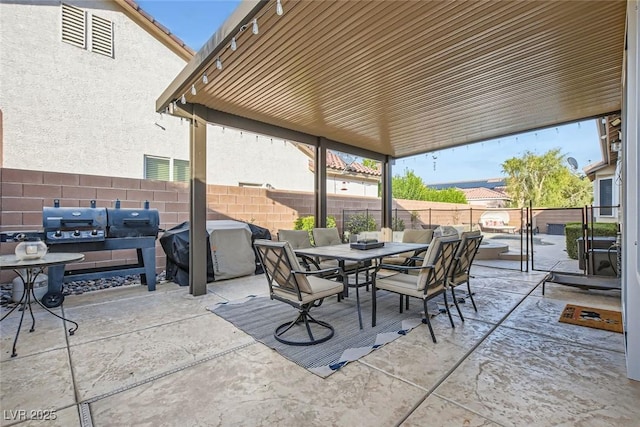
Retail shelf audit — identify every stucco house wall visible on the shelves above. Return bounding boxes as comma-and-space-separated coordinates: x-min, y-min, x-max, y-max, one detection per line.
0, 1, 350, 194
0, 0, 189, 178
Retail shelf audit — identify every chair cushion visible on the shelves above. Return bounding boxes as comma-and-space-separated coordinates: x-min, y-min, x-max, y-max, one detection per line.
415, 237, 441, 290
376, 273, 444, 299
313, 228, 342, 246
273, 276, 343, 304
278, 229, 312, 249
450, 272, 469, 286
402, 229, 433, 244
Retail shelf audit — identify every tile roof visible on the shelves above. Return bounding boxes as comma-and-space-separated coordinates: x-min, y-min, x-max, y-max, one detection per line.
462, 187, 511, 200
325, 152, 382, 176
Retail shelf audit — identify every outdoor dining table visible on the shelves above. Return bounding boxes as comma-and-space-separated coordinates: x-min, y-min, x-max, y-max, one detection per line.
294, 242, 430, 330
0, 252, 84, 357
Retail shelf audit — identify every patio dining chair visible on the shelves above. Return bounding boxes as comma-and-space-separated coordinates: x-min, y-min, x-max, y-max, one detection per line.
448, 231, 484, 318
254, 239, 344, 346
312, 227, 373, 291
381, 229, 433, 266
372, 236, 461, 343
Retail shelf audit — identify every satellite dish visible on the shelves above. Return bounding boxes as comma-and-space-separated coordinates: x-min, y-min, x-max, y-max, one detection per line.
567, 157, 579, 170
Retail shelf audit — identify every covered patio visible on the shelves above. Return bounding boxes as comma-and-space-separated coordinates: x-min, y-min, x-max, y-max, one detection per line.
156, 0, 639, 381
2, 1, 639, 425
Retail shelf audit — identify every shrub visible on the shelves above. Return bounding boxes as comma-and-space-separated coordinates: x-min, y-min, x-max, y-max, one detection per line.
392, 217, 405, 231
294, 215, 336, 245
344, 213, 377, 235
565, 222, 618, 259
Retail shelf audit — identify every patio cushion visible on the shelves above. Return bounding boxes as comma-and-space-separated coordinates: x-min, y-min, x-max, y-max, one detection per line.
273, 275, 344, 304
278, 229, 312, 249
313, 228, 342, 246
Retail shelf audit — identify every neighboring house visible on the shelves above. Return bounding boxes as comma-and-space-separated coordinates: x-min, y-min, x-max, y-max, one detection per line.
459, 187, 511, 208
428, 178, 507, 192
584, 114, 621, 222
428, 178, 510, 207
0, 0, 377, 194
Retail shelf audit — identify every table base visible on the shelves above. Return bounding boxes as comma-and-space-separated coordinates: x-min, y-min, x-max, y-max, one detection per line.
1, 268, 78, 358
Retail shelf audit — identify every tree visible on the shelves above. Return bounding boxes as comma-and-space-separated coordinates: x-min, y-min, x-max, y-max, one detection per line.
392, 169, 467, 203
501, 148, 593, 208
362, 159, 379, 170
392, 169, 430, 200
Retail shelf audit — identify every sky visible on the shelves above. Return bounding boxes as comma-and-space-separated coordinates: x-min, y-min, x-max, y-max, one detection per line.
138, 0, 605, 185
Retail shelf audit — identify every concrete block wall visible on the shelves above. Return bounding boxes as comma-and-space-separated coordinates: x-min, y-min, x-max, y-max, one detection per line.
1, 167, 491, 284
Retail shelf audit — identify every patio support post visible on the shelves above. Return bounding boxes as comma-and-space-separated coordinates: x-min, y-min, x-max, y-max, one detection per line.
622, 0, 640, 380
381, 156, 393, 228
315, 138, 328, 228
189, 104, 208, 296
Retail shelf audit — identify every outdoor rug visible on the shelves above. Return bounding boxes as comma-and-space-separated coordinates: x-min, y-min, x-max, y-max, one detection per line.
559, 304, 623, 333
208, 291, 430, 377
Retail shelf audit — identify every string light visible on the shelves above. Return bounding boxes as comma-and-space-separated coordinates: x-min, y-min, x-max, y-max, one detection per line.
171, 0, 285, 109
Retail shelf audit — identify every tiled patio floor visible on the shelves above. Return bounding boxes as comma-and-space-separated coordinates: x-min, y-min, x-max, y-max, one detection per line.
1, 266, 639, 426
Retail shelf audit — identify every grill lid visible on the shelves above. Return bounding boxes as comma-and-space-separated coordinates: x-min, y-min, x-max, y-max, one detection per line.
43, 206, 107, 243
106, 206, 159, 238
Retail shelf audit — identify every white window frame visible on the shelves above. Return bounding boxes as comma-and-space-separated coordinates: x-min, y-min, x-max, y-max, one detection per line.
598, 177, 614, 217
144, 156, 189, 182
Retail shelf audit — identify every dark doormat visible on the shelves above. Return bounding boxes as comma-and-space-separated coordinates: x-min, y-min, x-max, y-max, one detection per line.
559, 304, 623, 333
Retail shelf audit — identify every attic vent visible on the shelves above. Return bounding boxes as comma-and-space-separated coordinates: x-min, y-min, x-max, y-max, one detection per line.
91, 15, 113, 57
61, 3, 86, 48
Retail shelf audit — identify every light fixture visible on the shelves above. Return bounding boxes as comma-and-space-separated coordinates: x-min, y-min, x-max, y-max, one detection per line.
181, 94, 186, 104
230, 37, 237, 51
611, 118, 621, 127
276, 0, 284, 16
202, 73, 208, 84
216, 57, 223, 70
191, 84, 196, 95
611, 141, 622, 152
340, 182, 348, 191
252, 18, 259, 35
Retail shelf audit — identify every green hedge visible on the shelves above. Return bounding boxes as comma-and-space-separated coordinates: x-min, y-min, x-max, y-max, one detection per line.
565, 222, 618, 259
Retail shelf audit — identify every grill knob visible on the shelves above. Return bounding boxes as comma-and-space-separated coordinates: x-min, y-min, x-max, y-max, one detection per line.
91, 229, 98, 236
73, 230, 81, 237
54, 230, 62, 238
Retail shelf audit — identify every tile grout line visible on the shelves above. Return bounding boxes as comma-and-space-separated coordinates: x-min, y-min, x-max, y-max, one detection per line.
431, 392, 510, 427
393, 275, 546, 426
60, 303, 87, 426
79, 341, 257, 405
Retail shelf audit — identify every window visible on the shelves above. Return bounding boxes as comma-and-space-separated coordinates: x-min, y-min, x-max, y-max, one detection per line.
599, 178, 613, 216
144, 156, 189, 182
173, 159, 190, 183
61, 3, 86, 49
145, 156, 170, 181
91, 14, 113, 57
